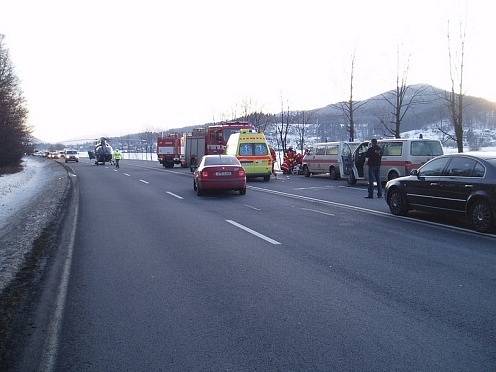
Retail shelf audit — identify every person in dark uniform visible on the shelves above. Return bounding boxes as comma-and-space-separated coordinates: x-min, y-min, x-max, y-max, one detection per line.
365, 138, 383, 199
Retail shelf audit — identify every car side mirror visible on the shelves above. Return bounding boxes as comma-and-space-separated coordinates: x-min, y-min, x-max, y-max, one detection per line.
410, 169, 420, 177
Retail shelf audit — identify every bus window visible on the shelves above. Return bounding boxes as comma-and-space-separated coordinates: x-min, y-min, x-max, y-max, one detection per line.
326, 145, 338, 155
382, 142, 403, 156
316, 146, 326, 155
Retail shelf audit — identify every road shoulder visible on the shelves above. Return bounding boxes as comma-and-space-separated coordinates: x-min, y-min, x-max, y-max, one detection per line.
0, 159, 76, 370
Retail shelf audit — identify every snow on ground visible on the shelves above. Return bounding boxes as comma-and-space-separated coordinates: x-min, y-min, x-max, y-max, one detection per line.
0, 158, 51, 232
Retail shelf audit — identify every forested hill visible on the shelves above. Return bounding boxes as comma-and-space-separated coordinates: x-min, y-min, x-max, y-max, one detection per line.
308, 84, 496, 140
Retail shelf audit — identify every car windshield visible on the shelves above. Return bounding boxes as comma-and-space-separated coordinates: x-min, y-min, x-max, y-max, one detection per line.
66, 150, 77, 154
204, 156, 240, 166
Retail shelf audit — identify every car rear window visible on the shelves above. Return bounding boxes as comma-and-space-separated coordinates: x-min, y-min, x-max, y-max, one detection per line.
410, 141, 443, 156
204, 156, 240, 166
239, 143, 268, 156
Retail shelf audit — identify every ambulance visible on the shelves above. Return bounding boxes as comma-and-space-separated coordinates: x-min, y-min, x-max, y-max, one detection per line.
225, 129, 272, 181
302, 141, 360, 179
344, 138, 444, 185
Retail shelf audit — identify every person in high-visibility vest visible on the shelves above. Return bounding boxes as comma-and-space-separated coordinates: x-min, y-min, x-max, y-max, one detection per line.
113, 149, 122, 168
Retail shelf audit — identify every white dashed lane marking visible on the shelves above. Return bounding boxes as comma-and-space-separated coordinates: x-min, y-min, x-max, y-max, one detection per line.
244, 204, 261, 211
139, 179, 149, 184
123, 173, 130, 177
166, 191, 184, 199
300, 208, 335, 217
294, 186, 335, 190
226, 220, 281, 245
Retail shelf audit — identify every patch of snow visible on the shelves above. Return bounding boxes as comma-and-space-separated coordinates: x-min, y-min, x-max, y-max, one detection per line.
0, 158, 51, 231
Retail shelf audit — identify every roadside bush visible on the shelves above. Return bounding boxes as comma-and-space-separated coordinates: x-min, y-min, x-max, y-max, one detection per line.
0, 34, 30, 168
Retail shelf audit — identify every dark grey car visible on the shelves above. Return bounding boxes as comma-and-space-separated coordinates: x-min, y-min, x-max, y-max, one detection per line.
385, 152, 496, 232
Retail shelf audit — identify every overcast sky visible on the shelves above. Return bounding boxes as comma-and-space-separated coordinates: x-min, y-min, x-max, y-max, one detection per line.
1, 0, 494, 142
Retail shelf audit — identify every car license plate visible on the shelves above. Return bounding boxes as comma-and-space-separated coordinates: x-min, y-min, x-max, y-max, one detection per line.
215, 171, 232, 176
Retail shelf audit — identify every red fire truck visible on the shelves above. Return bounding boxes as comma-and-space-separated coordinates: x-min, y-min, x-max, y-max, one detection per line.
205, 121, 255, 155
159, 122, 255, 170
157, 133, 182, 168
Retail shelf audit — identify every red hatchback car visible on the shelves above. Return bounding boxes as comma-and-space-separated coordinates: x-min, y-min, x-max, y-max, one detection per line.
193, 155, 247, 196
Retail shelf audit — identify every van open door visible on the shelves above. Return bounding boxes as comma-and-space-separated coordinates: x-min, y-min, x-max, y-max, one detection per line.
346, 141, 369, 185
339, 142, 354, 179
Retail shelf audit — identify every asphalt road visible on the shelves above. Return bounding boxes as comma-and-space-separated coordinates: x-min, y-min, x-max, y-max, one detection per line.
53, 158, 496, 371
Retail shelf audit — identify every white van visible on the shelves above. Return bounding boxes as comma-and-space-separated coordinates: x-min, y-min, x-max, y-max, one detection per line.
344, 138, 444, 185
302, 142, 360, 179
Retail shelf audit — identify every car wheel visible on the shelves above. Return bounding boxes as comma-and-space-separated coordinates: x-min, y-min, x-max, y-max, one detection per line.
65, 160, 68, 163
347, 172, 357, 185
239, 187, 246, 195
470, 200, 493, 233
388, 170, 399, 181
303, 165, 310, 177
329, 167, 338, 180
388, 189, 408, 216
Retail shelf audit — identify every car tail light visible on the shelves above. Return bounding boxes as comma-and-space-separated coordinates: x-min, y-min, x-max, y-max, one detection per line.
238, 170, 245, 177
201, 170, 209, 178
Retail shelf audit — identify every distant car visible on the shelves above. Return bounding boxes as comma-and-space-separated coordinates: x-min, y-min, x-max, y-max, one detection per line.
49, 152, 59, 159
385, 152, 496, 232
193, 155, 247, 196
64, 149, 79, 163
59, 151, 66, 159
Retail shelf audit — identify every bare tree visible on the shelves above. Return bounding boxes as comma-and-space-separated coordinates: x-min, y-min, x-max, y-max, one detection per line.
240, 98, 253, 121
334, 53, 367, 142
381, 49, 428, 138
275, 96, 291, 163
0, 34, 30, 168
437, 21, 466, 152
447, 21, 466, 152
294, 111, 314, 153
